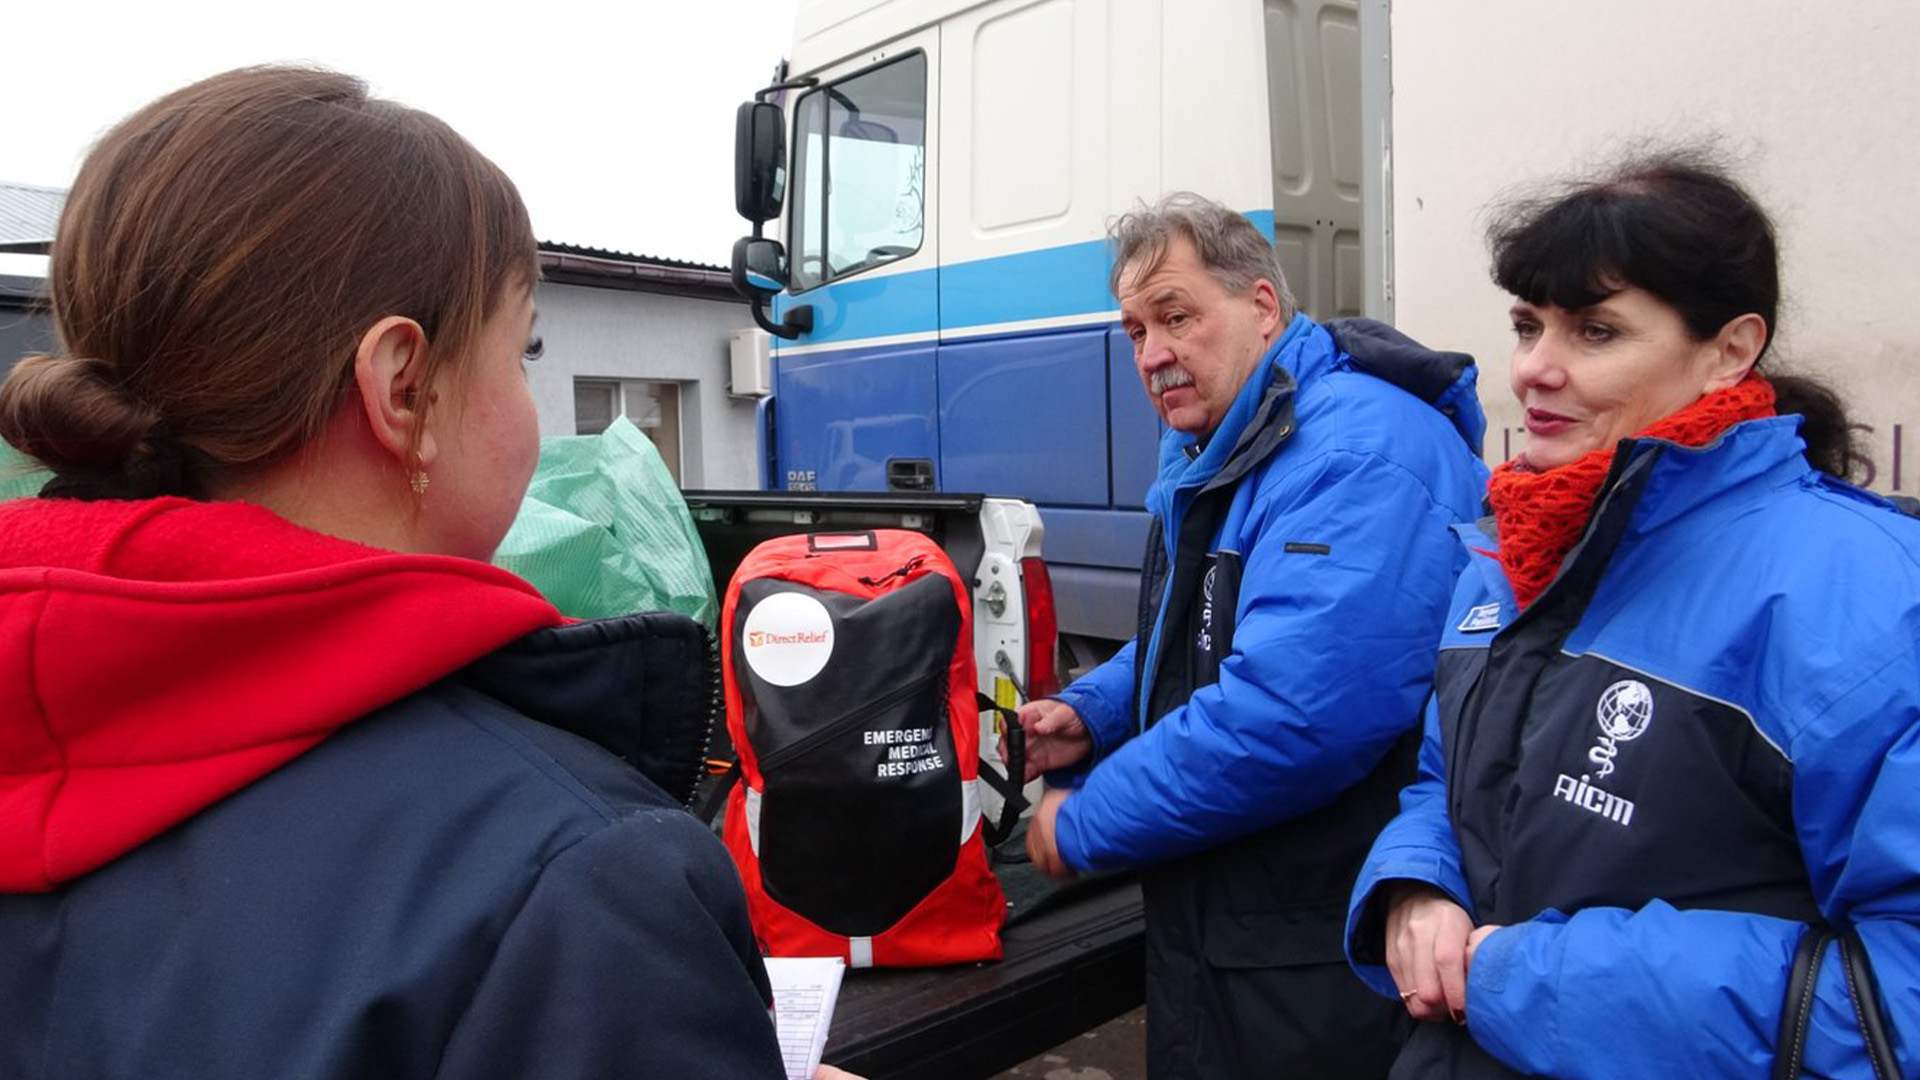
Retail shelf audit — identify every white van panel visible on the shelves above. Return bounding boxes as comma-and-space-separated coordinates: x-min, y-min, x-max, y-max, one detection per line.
1161, 2, 1274, 214
1264, 0, 1363, 318
941, 0, 1114, 272
1390, 0, 1920, 485
968, 0, 1076, 232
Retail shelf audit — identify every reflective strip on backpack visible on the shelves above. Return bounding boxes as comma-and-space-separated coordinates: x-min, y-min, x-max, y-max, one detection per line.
961, 778, 980, 845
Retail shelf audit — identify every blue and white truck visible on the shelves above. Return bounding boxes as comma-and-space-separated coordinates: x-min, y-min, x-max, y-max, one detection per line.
731, 0, 1373, 666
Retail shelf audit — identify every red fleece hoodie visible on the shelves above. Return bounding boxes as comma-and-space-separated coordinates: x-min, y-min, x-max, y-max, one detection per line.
0, 497, 563, 892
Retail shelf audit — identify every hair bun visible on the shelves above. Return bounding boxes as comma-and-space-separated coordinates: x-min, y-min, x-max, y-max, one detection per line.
0, 354, 161, 476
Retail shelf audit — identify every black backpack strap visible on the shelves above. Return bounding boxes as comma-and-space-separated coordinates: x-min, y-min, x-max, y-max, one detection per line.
1775, 926, 1833, 1080
976, 692, 1028, 848
693, 757, 740, 826
1838, 929, 1901, 1080
1773, 925, 1901, 1080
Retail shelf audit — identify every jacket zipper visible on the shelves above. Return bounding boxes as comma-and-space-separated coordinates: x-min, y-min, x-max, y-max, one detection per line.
683, 627, 723, 807
1446, 444, 1659, 912
757, 668, 945, 773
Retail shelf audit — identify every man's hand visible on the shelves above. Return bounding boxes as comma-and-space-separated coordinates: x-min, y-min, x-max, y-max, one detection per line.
1025, 786, 1076, 880
1010, 698, 1092, 781
1384, 882, 1478, 1025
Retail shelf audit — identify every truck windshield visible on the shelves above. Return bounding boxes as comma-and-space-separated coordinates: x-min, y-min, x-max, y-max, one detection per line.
789, 52, 927, 292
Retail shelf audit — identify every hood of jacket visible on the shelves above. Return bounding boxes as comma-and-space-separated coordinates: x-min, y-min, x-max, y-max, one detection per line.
1325, 316, 1487, 456
0, 497, 563, 892
1148, 314, 1485, 521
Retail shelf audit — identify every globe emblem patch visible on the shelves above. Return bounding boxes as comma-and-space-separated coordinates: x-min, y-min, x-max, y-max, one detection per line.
1596, 680, 1654, 742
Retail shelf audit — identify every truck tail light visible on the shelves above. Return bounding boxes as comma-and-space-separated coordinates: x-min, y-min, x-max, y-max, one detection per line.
1020, 556, 1060, 698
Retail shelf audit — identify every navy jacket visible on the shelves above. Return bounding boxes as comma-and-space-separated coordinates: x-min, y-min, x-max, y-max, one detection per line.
0, 497, 785, 1080
1348, 417, 1920, 1079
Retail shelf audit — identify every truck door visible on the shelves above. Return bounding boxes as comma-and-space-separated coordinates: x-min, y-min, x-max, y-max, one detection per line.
773, 33, 941, 492
1263, 0, 1364, 319
933, 0, 1116, 512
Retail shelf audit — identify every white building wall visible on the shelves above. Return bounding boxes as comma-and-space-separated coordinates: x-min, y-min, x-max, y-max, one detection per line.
1390, 0, 1920, 489
527, 282, 762, 490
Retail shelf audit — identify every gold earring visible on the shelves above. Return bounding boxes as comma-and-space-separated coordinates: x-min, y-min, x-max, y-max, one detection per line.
409, 469, 430, 494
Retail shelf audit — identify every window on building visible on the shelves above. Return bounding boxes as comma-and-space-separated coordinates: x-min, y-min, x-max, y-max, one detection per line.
574, 377, 684, 483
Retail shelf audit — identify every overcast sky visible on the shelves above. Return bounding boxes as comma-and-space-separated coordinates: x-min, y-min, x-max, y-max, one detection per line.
7, 0, 801, 267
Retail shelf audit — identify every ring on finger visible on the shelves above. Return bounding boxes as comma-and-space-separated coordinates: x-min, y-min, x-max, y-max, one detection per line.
1399, 989, 1418, 1003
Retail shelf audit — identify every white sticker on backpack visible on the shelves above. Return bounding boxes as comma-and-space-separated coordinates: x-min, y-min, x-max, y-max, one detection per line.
742, 591, 836, 686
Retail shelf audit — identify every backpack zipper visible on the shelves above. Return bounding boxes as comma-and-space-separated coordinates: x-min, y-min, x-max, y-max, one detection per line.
756, 668, 946, 773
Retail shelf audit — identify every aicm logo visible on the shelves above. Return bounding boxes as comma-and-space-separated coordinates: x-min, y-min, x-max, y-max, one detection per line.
1587, 679, 1653, 777
742, 592, 835, 687
1196, 564, 1217, 655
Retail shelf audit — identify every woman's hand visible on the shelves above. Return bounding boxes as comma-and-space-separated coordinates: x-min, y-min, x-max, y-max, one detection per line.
1384, 882, 1477, 1024
814, 1066, 866, 1080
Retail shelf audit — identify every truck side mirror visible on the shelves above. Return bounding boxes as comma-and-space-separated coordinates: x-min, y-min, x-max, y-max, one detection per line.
733, 236, 789, 297
735, 101, 787, 224
732, 236, 813, 340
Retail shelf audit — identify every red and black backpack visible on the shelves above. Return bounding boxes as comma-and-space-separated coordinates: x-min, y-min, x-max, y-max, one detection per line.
716, 530, 1024, 967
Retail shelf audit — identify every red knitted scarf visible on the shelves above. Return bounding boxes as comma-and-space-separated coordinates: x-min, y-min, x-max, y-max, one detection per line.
1487, 374, 1777, 610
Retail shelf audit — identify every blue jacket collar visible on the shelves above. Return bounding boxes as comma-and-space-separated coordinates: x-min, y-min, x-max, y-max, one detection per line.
1614, 414, 1818, 535
1462, 414, 1821, 568
1325, 317, 1487, 456
1153, 314, 1326, 505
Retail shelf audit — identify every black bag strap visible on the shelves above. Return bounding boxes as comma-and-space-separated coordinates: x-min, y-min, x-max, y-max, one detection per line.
1839, 931, 1901, 1080
1774, 926, 1900, 1080
976, 692, 1028, 848
1774, 927, 1834, 1080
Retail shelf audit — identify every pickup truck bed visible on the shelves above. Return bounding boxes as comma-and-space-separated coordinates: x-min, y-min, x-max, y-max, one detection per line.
827, 857, 1145, 1080
681, 490, 1147, 1080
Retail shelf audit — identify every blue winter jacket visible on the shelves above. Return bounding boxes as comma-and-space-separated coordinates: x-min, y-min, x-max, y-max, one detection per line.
1051, 314, 1489, 872
1346, 417, 1920, 1079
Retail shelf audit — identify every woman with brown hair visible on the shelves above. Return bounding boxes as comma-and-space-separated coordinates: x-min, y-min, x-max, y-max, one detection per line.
0, 67, 799, 1079
1343, 151, 1920, 1079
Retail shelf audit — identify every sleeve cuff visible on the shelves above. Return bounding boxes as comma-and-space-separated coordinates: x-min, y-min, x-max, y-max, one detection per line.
1053, 687, 1125, 756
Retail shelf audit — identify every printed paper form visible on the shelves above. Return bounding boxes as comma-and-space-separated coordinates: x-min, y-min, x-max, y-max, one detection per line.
765, 955, 845, 1080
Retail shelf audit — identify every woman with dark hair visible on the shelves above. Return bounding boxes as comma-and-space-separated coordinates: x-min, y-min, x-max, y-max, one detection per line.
1343, 151, 1920, 1079
0, 67, 838, 1080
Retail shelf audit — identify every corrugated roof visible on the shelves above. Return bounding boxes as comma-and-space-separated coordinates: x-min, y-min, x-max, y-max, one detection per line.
0, 189, 731, 279
537, 240, 728, 275
0, 182, 63, 248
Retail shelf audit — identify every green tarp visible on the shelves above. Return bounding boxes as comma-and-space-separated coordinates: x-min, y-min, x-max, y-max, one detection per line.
493, 416, 717, 627
0, 441, 51, 500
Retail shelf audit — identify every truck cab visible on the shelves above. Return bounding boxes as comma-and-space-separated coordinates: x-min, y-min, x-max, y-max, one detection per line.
733, 0, 1377, 652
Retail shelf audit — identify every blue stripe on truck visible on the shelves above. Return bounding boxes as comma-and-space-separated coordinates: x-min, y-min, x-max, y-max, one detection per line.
774, 210, 1275, 348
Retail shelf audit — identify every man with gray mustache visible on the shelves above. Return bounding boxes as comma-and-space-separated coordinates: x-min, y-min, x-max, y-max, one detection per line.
1009, 193, 1488, 1079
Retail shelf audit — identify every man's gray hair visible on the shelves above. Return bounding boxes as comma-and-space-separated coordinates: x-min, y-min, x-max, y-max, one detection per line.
1107, 192, 1298, 323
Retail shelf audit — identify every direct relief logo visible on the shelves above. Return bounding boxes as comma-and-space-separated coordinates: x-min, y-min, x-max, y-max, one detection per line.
746, 629, 828, 648
742, 592, 835, 687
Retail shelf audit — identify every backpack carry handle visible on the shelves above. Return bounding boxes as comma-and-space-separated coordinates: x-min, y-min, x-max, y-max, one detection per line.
976, 693, 1029, 848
